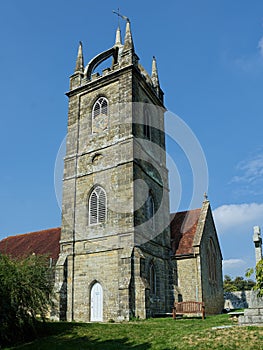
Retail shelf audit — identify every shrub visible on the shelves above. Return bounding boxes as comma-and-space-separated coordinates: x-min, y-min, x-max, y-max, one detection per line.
246, 259, 263, 297
0, 254, 53, 346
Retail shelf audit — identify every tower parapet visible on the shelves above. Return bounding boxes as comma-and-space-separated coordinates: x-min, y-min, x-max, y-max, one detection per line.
69, 20, 163, 103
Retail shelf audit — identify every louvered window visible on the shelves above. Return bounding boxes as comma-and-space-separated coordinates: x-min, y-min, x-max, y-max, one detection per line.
150, 264, 156, 295
146, 193, 155, 229
92, 97, 108, 118
89, 186, 107, 225
93, 102, 101, 118
101, 98, 108, 116
92, 97, 109, 134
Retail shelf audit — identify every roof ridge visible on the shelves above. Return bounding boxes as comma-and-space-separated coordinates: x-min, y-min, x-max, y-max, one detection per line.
170, 208, 201, 216
0, 227, 61, 242
0, 227, 61, 260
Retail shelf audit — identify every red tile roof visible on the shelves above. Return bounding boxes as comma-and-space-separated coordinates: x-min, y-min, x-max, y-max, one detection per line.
0, 228, 61, 260
170, 209, 201, 256
0, 209, 201, 261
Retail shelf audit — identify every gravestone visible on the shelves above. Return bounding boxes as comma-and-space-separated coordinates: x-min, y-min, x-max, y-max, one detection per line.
253, 226, 262, 265
239, 226, 263, 325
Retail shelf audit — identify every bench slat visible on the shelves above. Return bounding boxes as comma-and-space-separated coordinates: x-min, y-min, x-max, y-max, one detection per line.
172, 301, 205, 320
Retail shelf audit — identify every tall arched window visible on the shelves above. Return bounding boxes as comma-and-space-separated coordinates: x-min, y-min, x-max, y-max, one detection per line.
143, 108, 151, 139
207, 238, 217, 282
92, 97, 108, 134
149, 263, 156, 295
146, 192, 155, 229
89, 186, 107, 225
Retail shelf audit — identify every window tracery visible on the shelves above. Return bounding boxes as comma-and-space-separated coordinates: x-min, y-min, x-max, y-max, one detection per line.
92, 97, 109, 134
89, 186, 107, 225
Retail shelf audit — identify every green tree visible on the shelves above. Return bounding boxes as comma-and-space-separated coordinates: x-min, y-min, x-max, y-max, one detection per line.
223, 275, 238, 292
223, 274, 255, 292
246, 259, 263, 297
0, 254, 53, 346
255, 259, 263, 297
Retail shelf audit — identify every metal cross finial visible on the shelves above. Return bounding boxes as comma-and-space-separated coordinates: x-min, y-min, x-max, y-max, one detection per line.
204, 192, 208, 201
112, 9, 129, 23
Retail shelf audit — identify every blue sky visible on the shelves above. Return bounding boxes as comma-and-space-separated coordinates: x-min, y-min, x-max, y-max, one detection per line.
1, 0, 263, 278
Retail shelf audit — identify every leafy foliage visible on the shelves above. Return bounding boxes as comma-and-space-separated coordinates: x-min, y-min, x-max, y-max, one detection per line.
223, 274, 255, 292
245, 259, 263, 297
255, 259, 263, 297
0, 254, 54, 346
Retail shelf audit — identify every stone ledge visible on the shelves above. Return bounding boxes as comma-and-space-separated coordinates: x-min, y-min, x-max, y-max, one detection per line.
243, 308, 263, 316
239, 314, 263, 325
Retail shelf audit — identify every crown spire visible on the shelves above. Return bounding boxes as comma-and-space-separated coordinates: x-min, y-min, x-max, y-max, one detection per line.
151, 56, 160, 87
114, 26, 122, 47
74, 41, 84, 74
151, 56, 161, 97
123, 19, 134, 52
203, 192, 209, 202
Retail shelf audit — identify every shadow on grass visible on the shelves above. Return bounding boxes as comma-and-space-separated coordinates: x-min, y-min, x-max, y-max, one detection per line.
8, 316, 233, 350
9, 322, 152, 350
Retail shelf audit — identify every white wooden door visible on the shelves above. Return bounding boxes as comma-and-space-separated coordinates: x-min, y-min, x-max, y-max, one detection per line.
90, 282, 103, 321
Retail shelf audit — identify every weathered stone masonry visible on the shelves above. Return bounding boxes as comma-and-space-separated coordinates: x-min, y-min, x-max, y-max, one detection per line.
0, 21, 223, 322
54, 21, 172, 322
0, 21, 225, 321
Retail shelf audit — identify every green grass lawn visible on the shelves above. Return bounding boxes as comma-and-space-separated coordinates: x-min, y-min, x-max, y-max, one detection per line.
5, 314, 263, 350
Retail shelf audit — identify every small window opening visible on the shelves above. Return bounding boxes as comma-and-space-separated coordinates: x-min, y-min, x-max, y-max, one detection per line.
89, 186, 107, 225
143, 108, 151, 139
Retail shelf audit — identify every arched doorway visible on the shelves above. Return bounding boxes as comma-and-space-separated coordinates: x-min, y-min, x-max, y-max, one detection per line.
90, 282, 103, 321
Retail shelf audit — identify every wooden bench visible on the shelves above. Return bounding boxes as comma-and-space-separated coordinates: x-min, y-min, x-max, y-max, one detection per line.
172, 301, 205, 320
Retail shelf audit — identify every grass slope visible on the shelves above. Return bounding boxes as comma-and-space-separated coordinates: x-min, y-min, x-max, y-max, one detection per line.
6, 315, 263, 350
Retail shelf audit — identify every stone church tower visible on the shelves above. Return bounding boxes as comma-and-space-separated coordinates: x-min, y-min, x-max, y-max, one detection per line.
0, 18, 224, 320
55, 20, 172, 322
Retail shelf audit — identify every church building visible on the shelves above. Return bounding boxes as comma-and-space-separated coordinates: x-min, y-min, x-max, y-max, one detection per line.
0, 20, 224, 321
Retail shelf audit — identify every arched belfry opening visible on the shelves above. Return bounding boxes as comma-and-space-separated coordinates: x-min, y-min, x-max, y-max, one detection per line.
84, 47, 119, 80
